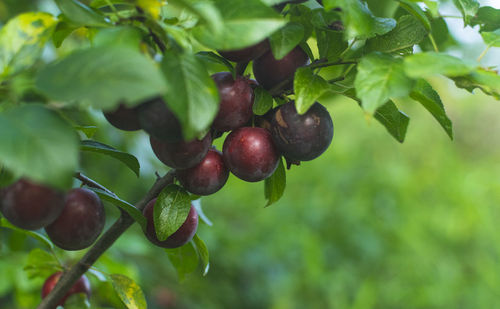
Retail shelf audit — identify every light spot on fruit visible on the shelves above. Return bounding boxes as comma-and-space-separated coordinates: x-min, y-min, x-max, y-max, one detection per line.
275, 110, 287, 128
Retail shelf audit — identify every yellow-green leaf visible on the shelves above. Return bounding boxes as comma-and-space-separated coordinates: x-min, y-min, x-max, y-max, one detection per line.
109, 274, 147, 309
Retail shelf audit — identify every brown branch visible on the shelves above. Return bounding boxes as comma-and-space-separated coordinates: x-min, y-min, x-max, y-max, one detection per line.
37, 170, 176, 309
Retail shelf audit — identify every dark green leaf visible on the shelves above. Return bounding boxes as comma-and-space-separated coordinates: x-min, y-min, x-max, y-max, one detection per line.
89, 188, 147, 230
74, 126, 97, 139
36, 46, 167, 110
0, 218, 55, 249
453, 69, 500, 99
161, 51, 219, 140
192, 234, 210, 276
365, 15, 428, 53
397, 0, 431, 31
0, 105, 78, 189
452, 0, 479, 25
265, 157, 286, 207
410, 79, 453, 139
109, 274, 147, 309
374, 101, 410, 143
0, 12, 57, 80
23, 248, 62, 279
196, 51, 234, 74
404, 52, 476, 78
55, 0, 110, 27
355, 53, 414, 114
253, 87, 274, 116
0, 166, 15, 188
168, 0, 223, 34
471, 6, 500, 32
93, 27, 143, 48
481, 29, 500, 47
419, 17, 452, 52
52, 21, 78, 48
316, 30, 346, 62
294, 67, 331, 114
81, 140, 140, 177
165, 242, 199, 281
154, 184, 191, 241
269, 22, 305, 60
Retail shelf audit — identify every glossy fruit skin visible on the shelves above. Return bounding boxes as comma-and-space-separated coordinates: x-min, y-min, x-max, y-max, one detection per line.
223, 127, 280, 182
176, 148, 229, 195
218, 40, 270, 62
143, 200, 198, 249
150, 133, 212, 169
45, 188, 105, 251
0, 179, 65, 230
41, 272, 91, 307
253, 46, 309, 91
138, 97, 183, 142
271, 101, 333, 161
211, 72, 254, 132
103, 104, 141, 131
254, 108, 277, 132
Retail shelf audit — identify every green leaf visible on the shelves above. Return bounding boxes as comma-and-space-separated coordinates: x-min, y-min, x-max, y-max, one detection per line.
89, 188, 147, 231
294, 67, 331, 114
52, 21, 79, 48
397, 0, 431, 31
316, 30, 346, 62
63, 293, 91, 309
93, 27, 143, 48
109, 274, 147, 309
0, 218, 55, 249
0, 12, 57, 80
23, 248, 62, 279
55, 0, 110, 27
74, 126, 97, 139
404, 52, 476, 78
253, 87, 273, 116
481, 29, 500, 47
0, 166, 15, 188
324, 0, 396, 40
373, 101, 410, 143
264, 157, 286, 207
80, 140, 140, 177
452, 0, 479, 25
165, 242, 199, 281
453, 69, 500, 99
0, 105, 78, 189
192, 234, 210, 276
195, 51, 234, 74
36, 46, 167, 110
410, 80, 453, 139
192, 0, 285, 50
355, 53, 415, 114
269, 22, 305, 60
168, 0, 223, 34
471, 6, 500, 32
365, 15, 428, 53
161, 51, 219, 140
154, 184, 191, 241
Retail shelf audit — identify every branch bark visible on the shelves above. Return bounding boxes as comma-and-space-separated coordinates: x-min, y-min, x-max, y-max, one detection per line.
37, 170, 176, 309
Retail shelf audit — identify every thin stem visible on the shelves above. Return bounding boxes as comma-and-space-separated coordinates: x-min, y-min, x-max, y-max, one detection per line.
235, 61, 249, 76
439, 15, 462, 19
428, 33, 439, 53
37, 171, 176, 309
477, 45, 491, 62
74, 172, 117, 197
339, 39, 357, 59
328, 76, 345, 83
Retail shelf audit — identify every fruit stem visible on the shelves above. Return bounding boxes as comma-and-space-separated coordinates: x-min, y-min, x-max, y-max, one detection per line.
74, 172, 117, 197
235, 61, 249, 76
36, 170, 176, 309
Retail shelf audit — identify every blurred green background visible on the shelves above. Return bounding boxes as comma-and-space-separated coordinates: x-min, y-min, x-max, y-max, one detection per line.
2, 0, 500, 308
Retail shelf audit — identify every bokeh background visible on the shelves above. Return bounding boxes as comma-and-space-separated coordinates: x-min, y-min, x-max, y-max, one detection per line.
1, 0, 500, 308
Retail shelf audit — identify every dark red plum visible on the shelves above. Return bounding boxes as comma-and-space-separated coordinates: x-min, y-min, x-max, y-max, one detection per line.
0, 179, 65, 230
252, 46, 309, 91
176, 148, 229, 195
150, 133, 212, 169
271, 101, 333, 161
143, 200, 198, 249
218, 40, 270, 62
138, 97, 183, 142
211, 72, 254, 132
45, 188, 105, 251
223, 127, 280, 182
41, 272, 91, 307
103, 104, 141, 131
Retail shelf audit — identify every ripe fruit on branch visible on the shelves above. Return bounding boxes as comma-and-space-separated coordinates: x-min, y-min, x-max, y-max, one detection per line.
223, 127, 280, 182
254, 108, 277, 132
211, 72, 254, 132
0, 179, 65, 230
176, 148, 229, 195
103, 103, 141, 131
252, 46, 309, 91
138, 97, 183, 142
45, 188, 105, 251
218, 40, 270, 62
150, 134, 212, 169
271, 101, 333, 161
143, 200, 198, 249
41, 272, 91, 307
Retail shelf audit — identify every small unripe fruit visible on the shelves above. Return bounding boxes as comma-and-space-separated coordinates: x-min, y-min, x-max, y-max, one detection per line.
218, 40, 270, 62
150, 134, 212, 169
45, 188, 105, 251
41, 272, 91, 307
0, 179, 65, 230
138, 98, 183, 142
176, 148, 229, 195
223, 127, 280, 182
271, 101, 333, 161
253, 46, 309, 91
143, 200, 198, 249
103, 104, 141, 131
211, 72, 254, 132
